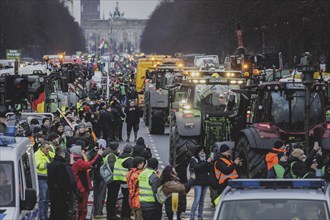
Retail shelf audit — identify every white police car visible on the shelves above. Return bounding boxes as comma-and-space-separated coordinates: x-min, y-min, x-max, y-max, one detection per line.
0, 136, 39, 220
214, 179, 330, 220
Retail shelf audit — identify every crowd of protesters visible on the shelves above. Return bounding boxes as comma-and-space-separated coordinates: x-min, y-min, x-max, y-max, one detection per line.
1, 54, 329, 220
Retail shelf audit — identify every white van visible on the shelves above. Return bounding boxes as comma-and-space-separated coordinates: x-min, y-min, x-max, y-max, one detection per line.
0, 136, 39, 220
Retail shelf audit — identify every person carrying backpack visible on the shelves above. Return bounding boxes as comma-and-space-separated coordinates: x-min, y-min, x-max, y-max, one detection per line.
103, 142, 120, 220
90, 139, 107, 219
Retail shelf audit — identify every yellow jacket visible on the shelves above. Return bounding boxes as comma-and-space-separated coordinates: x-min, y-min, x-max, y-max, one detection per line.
34, 148, 55, 177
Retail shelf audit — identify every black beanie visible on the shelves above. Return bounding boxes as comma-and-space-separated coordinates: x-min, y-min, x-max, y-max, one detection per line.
136, 137, 145, 146
274, 140, 284, 149
147, 158, 158, 170
133, 156, 145, 168
108, 142, 119, 151
220, 144, 230, 153
75, 139, 86, 149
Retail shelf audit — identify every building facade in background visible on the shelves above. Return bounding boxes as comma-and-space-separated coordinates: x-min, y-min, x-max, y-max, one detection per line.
81, 0, 100, 26
83, 3, 147, 54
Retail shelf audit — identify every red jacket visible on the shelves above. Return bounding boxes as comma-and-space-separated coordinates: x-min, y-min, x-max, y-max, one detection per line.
71, 153, 100, 193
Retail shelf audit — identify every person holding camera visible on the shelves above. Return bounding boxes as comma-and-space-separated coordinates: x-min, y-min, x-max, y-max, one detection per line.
213, 144, 241, 202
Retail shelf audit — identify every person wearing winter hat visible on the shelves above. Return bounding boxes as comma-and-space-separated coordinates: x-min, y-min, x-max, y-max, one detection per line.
287, 148, 317, 179
139, 158, 161, 220
133, 137, 152, 161
212, 144, 241, 202
33, 126, 43, 135
70, 144, 103, 220
73, 123, 94, 151
107, 144, 133, 220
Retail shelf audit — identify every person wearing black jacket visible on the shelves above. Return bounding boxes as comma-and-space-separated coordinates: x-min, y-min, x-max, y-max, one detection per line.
210, 144, 241, 204
87, 139, 107, 219
133, 137, 152, 161
48, 147, 77, 220
99, 104, 114, 141
287, 148, 317, 178
125, 100, 140, 142
189, 147, 212, 220
111, 96, 125, 141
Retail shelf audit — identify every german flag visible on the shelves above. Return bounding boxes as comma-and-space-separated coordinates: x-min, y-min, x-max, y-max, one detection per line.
31, 91, 45, 112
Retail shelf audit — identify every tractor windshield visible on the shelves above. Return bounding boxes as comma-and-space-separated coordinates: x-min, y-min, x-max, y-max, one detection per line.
194, 84, 240, 112
270, 91, 323, 131
155, 71, 180, 88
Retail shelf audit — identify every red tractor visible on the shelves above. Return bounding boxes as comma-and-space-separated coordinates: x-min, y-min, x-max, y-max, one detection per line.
233, 77, 330, 178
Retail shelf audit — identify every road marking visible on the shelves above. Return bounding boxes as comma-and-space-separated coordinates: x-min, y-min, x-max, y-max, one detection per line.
159, 160, 163, 164
156, 157, 161, 160
155, 153, 159, 157
153, 149, 158, 153
160, 165, 165, 169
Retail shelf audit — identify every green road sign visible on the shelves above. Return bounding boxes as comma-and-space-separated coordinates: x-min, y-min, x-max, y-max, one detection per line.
6, 49, 21, 59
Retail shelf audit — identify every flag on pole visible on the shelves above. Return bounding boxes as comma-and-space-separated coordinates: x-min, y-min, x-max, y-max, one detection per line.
98, 38, 105, 49
31, 91, 45, 113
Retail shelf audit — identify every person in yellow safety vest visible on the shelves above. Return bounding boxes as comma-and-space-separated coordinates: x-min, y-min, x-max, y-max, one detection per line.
34, 141, 55, 220
111, 144, 133, 220
266, 152, 289, 179
76, 100, 84, 120
213, 144, 241, 203
138, 158, 161, 220
287, 148, 317, 179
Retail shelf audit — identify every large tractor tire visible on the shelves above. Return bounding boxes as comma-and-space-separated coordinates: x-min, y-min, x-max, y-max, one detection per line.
235, 136, 267, 178
143, 91, 150, 126
172, 126, 200, 183
149, 108, 165, 134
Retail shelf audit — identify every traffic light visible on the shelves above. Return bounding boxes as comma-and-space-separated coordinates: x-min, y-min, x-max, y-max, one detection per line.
6, 76, 29, 103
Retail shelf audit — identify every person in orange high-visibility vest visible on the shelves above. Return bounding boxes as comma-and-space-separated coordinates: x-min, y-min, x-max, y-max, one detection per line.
213, 144, 241, 199
265, 140, 287, 170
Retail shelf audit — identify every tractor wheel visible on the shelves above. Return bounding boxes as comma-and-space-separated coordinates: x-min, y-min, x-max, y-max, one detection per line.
235, 136, 267, 178
149, 108, 165, 134
173, 127, 200, 182
143, 91, 150, 126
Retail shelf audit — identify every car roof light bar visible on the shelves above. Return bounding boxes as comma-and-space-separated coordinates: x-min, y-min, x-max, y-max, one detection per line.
228, 179, 325, 189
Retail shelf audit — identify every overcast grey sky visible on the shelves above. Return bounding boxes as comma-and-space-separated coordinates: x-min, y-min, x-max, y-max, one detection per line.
100, 0, 160, 19
72, 0, 160, 23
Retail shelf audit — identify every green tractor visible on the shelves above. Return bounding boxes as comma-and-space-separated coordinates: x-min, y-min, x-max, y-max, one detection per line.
169, 70, 247, 181
143, 59, 186, 134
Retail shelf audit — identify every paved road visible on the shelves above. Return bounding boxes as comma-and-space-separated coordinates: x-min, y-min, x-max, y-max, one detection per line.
87, 119, 215, 219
